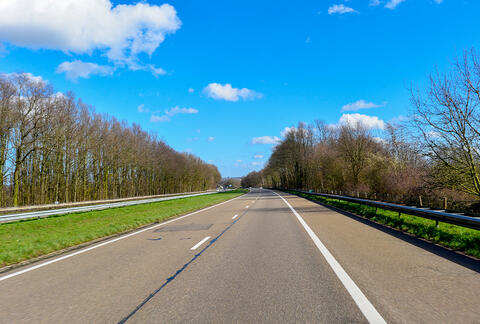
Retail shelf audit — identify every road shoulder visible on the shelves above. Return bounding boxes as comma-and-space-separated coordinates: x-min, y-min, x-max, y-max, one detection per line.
277, 191, 480, 324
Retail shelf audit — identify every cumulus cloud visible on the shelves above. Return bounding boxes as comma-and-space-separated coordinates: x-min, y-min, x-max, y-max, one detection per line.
56, 60, 114, 81
369, 0, 381, 6
251, 161, 263, 166
384, 0, 406, 9
207, 136, 215, 142
339, 113, 386, 130
150, 106, 198, 123
328, 4, 358, 14
203, 83, 262, 102
188, 88, 195, 93
341, 99, 384, 112
0, 0, 180, 73
254, 154, 264, 159
252, 136, 281, 145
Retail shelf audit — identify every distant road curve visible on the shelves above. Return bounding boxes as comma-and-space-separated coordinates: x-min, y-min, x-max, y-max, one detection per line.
0, 191, 217, 223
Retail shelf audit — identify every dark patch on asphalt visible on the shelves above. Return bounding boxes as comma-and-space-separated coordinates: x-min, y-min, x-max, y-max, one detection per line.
118, 215, 244, 323
148, 237, 162, 241
154, 223, 212, 232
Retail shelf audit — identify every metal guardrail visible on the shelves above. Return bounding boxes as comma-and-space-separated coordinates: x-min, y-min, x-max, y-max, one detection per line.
291, 190, 480, 231
0, 191, 217, 223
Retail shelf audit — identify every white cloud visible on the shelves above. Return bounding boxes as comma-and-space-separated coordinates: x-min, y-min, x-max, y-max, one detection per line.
56, 60, 114, 81
150, 114, 170, 122
251, 161, 263, 166
147, 65, 167, 77
372, 0, 442, 9
188, 88, 195, 93
207, 136, 215, 142
254, 154, 264, 159
328, 4, 358, 14
341, 99, 384, 112
165, 106, 198, 117
339, 113, 386, 130
281, 126, 297, 138
203, 83, 262, 102
2, 72, 45, 84
252, 136, 281, 145
137, 104, 149, 113
389, 115, 410, 125
0, 0, 180, 72
385, 0, 406, 9
150, 106, 198, 123
373, 137, 387, 144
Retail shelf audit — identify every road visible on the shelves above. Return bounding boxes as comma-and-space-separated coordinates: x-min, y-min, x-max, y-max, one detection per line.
1, 189, 479, 323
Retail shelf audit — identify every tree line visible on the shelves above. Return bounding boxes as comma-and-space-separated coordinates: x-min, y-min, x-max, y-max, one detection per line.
0, 73, 221, 207
243, 49, 480, 212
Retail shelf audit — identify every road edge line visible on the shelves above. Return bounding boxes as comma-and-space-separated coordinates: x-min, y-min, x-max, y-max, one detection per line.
0, 194, 246, 282
271, 190, 386, 324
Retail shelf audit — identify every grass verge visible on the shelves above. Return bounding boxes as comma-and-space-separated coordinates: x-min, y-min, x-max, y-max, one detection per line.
290, 190, 480, 259
0, 189, 246, 267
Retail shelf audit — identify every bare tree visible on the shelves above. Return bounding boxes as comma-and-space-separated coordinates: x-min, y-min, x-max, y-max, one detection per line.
336, 123, 375, 188
0, 74, 221, 207
411, 49, 480, 197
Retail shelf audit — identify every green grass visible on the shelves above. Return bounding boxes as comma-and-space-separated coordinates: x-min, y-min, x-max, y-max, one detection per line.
0, 190, 247, 267
291, 191, 480, 259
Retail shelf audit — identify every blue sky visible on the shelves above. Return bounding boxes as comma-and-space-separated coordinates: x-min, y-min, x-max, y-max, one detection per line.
1, 0, 479, 177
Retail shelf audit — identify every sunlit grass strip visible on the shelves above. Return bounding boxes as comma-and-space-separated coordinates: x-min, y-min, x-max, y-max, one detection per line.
0, 190, 247, 267
292, 191, 480, 259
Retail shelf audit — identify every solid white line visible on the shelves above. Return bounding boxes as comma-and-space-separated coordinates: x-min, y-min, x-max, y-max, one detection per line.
190, 236, 211, 250
271, 190, 386, 324
232, 214, 239, 220
0, 194, 245, 282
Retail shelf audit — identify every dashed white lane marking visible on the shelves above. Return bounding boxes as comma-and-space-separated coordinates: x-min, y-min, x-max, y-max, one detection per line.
232, 214, 239, 220
190, 236, 211, 250
0, 194, 246, 282
271, 190, 386, 324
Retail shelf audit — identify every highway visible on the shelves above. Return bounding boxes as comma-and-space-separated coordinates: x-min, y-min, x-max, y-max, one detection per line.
0, 189, 479, 323
0, 191, 216, 223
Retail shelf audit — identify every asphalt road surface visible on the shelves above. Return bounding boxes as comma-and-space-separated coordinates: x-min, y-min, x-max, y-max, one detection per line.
1, 189, 479, 323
